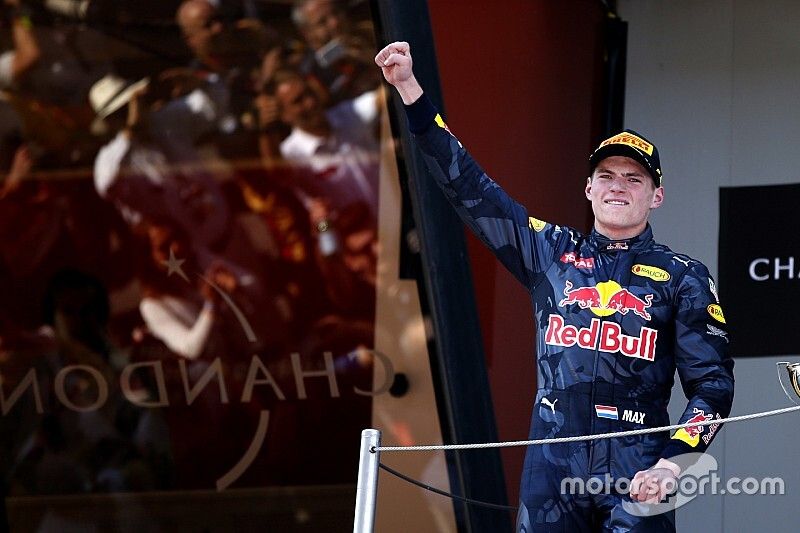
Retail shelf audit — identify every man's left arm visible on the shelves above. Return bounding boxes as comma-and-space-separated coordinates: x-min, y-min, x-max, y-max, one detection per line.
631, 262, 735, 502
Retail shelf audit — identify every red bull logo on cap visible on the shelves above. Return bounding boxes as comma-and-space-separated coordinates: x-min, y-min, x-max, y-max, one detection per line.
671, 408, 714, 448
559, 280, 653, 321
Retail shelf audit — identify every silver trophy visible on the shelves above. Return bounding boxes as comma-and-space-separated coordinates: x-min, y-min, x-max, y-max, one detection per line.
776, 362, 800, 403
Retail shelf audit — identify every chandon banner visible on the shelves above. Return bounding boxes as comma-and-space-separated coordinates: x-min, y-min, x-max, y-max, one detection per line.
719, 183, 800, 357
0, 1, 456, 531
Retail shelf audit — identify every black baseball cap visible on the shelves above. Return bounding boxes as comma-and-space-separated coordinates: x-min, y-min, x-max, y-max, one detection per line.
589, 129, 662, 186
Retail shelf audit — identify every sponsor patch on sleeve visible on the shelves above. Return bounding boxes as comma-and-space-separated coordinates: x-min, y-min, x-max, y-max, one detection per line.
528, 217, 547, 232
671, 408, 713, 447
707, 304, 726, 324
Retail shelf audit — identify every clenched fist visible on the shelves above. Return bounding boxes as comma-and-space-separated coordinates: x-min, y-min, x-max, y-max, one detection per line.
374, 41, 423, 105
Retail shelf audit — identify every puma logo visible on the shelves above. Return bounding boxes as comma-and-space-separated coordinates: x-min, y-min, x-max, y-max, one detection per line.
542, 397, 558, 414
673, 256, 691, 267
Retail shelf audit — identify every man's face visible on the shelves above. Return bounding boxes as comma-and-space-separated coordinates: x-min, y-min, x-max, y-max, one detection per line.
301, 0, 345, 50
276, 77, 325, 130
177, 0, 222, 62
585, 156, 663, 240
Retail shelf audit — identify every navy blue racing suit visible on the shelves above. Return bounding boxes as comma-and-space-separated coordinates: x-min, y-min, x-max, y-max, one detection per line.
404, 95, 735, 532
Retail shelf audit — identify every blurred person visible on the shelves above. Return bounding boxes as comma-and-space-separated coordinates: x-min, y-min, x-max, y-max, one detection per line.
132, 217, 279, 489
137, 220, 220, 361
175, 0, 224, 72
175, 0, 274, 123
90, 73, 230, 248
259, 69, 380, 215
0, 0, 40, 89
291, 0, 379, 104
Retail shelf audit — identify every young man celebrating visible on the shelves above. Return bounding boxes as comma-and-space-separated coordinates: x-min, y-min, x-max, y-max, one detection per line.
375, 41, 734, 532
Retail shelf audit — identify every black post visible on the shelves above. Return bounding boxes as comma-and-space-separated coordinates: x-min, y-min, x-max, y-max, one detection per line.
371, 1, 512, 531
601, 10, 629, 137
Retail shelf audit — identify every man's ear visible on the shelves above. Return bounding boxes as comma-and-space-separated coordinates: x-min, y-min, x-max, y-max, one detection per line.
585, 176, 593, 201
650, 186, 664, 209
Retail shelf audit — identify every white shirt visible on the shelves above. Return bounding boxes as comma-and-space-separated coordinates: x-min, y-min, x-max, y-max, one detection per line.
279, 90, 379, 213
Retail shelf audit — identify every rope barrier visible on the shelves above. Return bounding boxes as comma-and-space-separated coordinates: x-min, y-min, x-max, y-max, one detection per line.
378, 463, 518, 512
373, 404, 800, 453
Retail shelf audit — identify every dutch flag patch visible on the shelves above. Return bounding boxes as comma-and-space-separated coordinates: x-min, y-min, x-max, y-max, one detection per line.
595, 405, 619, 420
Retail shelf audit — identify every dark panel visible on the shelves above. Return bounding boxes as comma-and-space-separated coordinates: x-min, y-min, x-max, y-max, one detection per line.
719, 183, 800, 356
371, 0, 512, 531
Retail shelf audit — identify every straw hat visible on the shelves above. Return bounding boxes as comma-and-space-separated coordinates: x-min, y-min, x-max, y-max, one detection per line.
89, 74, 149, 134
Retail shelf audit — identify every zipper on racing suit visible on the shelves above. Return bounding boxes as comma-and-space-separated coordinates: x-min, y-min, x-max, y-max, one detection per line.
587, 245, 629, 473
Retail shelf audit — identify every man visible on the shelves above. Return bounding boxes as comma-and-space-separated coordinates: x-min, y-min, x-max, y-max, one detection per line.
291, 0, 379, 104
260, 69, 380, 215
375, 41, 734, 532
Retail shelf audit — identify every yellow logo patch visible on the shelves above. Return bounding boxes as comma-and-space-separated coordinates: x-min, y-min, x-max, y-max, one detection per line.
672, 428, 701, 447
671, 409, 712, 448
632, 264, 671, 282
434, 114, 449, 132
600, 132, 654, 155
528, 217, 547, 232
707, 304, 726, 324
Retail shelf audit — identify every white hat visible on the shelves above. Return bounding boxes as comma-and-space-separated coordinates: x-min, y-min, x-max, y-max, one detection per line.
89, 75, 149, 133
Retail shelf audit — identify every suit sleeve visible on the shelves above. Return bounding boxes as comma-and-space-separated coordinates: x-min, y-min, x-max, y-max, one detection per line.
404, 94, 563, 289
660, 263, 735, 460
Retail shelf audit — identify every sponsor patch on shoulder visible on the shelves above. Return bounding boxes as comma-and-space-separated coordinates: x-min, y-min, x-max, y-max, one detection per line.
709, 279, 719, 303
434, 114, 450, 133
434, 114, 462, 147
528, 217, 547, 232
632, 264, 670, 282
707, 304, 726, 324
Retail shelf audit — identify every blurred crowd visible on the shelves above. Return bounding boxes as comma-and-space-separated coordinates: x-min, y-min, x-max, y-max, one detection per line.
0, 0, 382, 500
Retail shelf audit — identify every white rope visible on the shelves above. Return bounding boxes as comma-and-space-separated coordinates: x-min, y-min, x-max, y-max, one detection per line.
374, 404, 800, 453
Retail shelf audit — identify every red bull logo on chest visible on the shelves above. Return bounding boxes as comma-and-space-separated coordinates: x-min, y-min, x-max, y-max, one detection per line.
545, 315, 658, 361
546, 280, 658, 361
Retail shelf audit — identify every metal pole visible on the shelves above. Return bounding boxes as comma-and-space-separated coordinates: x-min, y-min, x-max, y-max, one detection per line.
353, 428, 381, 533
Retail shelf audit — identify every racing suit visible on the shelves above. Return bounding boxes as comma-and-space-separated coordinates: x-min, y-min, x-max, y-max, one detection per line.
404, 94, 735, 532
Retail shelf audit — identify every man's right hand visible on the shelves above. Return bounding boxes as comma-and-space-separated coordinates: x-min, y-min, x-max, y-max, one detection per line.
374, 41, 423, 105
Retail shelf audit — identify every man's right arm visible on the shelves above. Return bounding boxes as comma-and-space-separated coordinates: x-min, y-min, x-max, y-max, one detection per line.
374, 42, 563, 288
3, 0, 40, 87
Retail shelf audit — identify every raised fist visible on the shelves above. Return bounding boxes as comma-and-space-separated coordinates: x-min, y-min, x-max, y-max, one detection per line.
374, 41, 414, 87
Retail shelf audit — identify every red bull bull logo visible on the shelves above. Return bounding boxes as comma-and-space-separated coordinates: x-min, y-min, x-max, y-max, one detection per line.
671, 408, 714, 447
559, 280, 653, 321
